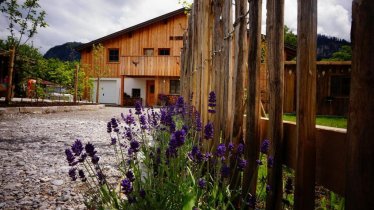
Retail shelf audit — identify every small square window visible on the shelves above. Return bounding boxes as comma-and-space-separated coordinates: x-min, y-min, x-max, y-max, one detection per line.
144, 48, 154, 56
169, 80, 180, 95
132, 89, 141, 98
108, 48, 119, 62
158, 48, 170, 56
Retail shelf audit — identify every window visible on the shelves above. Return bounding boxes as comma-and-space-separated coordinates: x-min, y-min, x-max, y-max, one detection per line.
143, 48, 154, 56
132, 89, 141, 98
169, 80, 180, 95
108, 48, 119, 62
158, 48, 170, 56
330, 76, 350, 97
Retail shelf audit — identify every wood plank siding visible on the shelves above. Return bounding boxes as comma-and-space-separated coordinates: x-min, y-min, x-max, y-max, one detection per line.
78, 9, 187, 78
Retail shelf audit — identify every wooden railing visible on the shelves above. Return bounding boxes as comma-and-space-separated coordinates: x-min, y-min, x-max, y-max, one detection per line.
120, 56, 180, 77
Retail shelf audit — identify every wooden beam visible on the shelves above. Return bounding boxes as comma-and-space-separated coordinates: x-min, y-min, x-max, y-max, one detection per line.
294, 0, 317, 209
265, 0, 285, 208
120, 75, 125, 106
74, 64, 79, 103
5, 45, 15, 104
345, 0, 374, 209
244, 0, 263, 202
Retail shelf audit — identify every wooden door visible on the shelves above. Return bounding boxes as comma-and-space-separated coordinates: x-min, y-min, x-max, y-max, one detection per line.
146, 80, 155, 106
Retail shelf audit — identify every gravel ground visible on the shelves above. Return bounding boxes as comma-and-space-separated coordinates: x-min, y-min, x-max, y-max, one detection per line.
0, 107, 134, 210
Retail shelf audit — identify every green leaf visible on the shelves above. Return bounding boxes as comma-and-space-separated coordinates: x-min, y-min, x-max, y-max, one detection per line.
182, 193, 196, 210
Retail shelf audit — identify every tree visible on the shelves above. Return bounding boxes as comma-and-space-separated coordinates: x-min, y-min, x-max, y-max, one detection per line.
1, 0, 47, 103
92, 43, 109, 103
284, 25, 297, 47
325, 45, 352, 61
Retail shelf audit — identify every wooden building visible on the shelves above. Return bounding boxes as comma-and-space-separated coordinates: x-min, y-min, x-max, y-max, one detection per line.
77, 8, 187, 106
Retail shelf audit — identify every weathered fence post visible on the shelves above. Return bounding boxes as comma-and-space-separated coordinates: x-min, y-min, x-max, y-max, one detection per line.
265, 0, 285, 208
244, 0, 262, 202
5, 45, 15, 104
345, 0, 374, 209
294, 0, 317, 209
74, 64, 79, 103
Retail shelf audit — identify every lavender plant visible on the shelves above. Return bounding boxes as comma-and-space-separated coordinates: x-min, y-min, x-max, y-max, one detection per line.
64, 92, 272, 209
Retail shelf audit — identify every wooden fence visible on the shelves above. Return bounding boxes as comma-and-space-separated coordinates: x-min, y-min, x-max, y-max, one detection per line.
181, 0, 374, 209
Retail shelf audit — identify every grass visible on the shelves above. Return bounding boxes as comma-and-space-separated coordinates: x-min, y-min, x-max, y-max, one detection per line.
282, 113, 347, 129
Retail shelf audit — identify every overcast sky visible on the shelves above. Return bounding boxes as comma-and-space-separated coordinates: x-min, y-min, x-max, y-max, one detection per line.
0, 0, 351, 54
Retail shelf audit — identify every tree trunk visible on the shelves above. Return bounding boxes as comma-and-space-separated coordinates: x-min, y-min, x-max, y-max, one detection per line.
96, 77, 100, 103
345, 0, 374, 209
5, 45, 16, 104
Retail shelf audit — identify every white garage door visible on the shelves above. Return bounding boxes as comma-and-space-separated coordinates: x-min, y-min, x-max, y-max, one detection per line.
92, 79, 119, 104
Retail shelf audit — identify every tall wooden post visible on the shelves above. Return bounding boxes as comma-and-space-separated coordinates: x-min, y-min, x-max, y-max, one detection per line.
120, 75, 125, 106
294, 0, 317, 209
244, 0, 262, 201
345, 0, 374, 209
74, 64, 79, 103
266, 0, 285, 208
5, 45, 16, 104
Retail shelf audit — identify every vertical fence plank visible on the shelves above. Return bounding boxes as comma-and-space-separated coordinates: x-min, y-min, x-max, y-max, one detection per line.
212, 0, 224, 145
265, 0, 285, 208
244, 0, 263, 201
294, 0, 317, 209
345, 0, 374, 209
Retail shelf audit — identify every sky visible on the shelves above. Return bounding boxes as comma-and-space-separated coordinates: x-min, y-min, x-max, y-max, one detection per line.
0, 0, 352, 54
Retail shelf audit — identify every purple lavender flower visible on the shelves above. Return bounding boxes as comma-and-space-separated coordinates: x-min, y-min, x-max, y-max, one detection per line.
256, 159, 263, 165
260, 139, 270, 154
238, 158, 248, 171
78, 169, 86, 182
204, 122, 214, 140
170, 129, 186, 148
267, 156, 274, 168
111, 137, 117, 145
71, 139, 84, 156
198, 178, 206, 189
216, 143, 226, 157
266, 185, 271, 193
68, 168, 77, 181
182, 125, 189, 133
285, 177, 293, 194
65, 149, 75, 164
169, 120, 176, 133
97, 171, 105, 185
85, 142, 97, 157
78, 153, 87, 163
237, 143, 244, 155
107, 122, 112, 133
139, 189, 146, 198
111, 118, 119, 133
91, 155, 100, 164
125, 114, 135, 125
139, 115, 147, 130
208, 91, 216, 113
135, 101, 142, 115
195, 112, 202, 131
121, 178, 133, 195
246, 193, 256, 208
125, 129, 133, 141
221, 165, 230, 178
130, 140, 140, 152
176, 96, 185, 115
126, 170, 135, 182
228, 142, 234, 151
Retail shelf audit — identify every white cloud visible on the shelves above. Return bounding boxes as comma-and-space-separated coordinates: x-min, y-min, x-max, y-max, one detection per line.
1, 0, 351, 54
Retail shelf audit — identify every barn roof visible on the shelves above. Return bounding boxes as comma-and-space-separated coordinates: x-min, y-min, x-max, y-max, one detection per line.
76, 8, 186, 51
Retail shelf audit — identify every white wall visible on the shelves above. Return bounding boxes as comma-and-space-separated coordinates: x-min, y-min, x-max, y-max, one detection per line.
91, 78, 120, 104
124, 78, 153, 106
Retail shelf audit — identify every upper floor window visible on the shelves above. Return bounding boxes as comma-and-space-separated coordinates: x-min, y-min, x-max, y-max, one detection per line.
158, 48, 170, 56
108, 48, 119, 62
144, 48, 154, 56
170, 80, 180, 95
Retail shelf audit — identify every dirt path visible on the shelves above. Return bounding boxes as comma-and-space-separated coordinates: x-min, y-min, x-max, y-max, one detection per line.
0, 107, 132, 210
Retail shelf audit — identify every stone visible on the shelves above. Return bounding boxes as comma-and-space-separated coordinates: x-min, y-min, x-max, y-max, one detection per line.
51, 179, 64, 186
16, 161, 26, 166
40, 177, 51, 183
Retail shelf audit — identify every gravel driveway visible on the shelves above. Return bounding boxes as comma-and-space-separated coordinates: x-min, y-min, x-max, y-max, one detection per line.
0, 107, 133, 210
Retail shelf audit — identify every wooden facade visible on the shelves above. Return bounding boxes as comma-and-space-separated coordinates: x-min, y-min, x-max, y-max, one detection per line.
77, 9, 187, 105
260, 61, 351, 116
